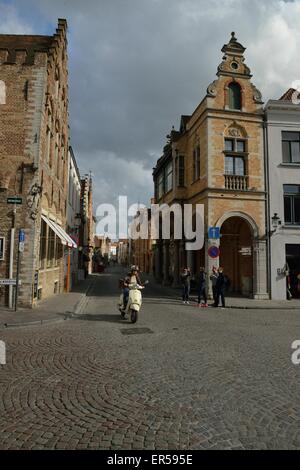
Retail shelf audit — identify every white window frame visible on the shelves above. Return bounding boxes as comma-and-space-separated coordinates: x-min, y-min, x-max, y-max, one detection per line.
0, 237, 5, 260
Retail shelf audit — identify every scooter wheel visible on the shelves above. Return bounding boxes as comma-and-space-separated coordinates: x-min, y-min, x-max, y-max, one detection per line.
130, 309, 138, 324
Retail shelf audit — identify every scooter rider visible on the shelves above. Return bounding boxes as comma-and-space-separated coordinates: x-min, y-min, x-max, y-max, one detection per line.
123, 265, 144, 310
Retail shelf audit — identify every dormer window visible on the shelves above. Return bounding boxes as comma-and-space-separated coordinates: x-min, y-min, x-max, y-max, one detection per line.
228, 82, 241, 110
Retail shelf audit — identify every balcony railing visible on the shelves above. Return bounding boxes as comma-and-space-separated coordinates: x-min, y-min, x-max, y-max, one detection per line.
225, 174, 248, 191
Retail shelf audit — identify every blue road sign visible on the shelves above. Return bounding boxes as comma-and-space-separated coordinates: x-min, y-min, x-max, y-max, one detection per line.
19, 229, 25, 243
208, 227, 220, 239
208, 245, 220, 259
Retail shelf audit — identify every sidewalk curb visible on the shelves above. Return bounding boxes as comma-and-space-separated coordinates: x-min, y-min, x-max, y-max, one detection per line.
190, 302, 300, 311
226, 305, 300, 310
0, 278, 95, 329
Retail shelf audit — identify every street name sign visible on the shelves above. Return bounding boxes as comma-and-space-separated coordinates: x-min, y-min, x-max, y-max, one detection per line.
0, 279, 22, 286
7, 197, 22, 205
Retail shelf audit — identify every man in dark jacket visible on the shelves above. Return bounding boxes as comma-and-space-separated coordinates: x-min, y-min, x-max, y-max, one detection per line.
181, 268, 191, 304
214, 267, 226, 308
198, 267, 208, 307
210, 266, 218, 304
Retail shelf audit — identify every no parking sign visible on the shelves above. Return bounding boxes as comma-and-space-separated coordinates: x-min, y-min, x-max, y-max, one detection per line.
208, 245, 220, 259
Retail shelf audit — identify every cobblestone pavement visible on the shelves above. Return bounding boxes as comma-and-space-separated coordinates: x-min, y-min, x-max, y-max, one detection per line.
0, 267, 300, 450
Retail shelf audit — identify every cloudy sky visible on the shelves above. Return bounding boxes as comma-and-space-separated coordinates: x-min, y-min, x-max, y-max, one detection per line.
1, 0, 300, 217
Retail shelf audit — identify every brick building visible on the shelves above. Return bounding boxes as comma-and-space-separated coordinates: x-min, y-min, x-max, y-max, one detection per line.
0, 19, 77, 307
66, 146, 81, 290
153, 33, 268, 299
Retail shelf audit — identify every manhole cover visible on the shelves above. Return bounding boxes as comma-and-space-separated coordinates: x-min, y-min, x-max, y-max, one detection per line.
121, 328, 154, 335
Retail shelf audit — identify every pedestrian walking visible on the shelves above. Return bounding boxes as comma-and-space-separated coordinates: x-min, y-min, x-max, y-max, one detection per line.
210, 266, 218, 305
198, 267, 208, 307
181, 267, 191, 304
214, 267, 226, 308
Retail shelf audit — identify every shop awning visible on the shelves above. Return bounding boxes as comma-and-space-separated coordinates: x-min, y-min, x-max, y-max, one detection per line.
41, 215, 77, 249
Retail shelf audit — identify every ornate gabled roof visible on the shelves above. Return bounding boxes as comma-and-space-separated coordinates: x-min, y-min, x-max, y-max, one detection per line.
217, 32, 251, 79
221, 32, 246, 55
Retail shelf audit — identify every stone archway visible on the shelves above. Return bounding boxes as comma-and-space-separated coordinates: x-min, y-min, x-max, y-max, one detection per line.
216, 212, 259, 297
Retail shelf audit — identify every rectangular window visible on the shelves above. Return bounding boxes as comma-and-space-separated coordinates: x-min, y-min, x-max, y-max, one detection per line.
193, 146, 201, 181
55, 133, 59, 177
284, 185, 300, 225
236, 140, 246, 152
158, 172, 164, 199
165, 161, 173, 192
0, 237, 5, 260
235, 157, 245, 176
46, 113, 52, 164
284, 196, 292, 224
178, 155, 185, 187
225, 138, 245, 153
295, 197, 300, 224
193, 149, 196, 181
196, 146, 200, 179
225, 156, 234, 175
282, 131, 300, 163
225, 139, 234, 152
47, 229, 55, 267
225, 156, 245, 175
39, 220, 47, 268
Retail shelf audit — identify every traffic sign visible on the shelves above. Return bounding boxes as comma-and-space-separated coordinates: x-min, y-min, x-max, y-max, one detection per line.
7, 197, 22, 205
0, 279, 22, 286
19, 242, 25, 253
208, 227, 220, 240
208, 245, 220, 259
19, 229, 25, 243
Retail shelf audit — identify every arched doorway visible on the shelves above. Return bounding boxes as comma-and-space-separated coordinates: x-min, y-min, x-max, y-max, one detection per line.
220, 216, 254, 296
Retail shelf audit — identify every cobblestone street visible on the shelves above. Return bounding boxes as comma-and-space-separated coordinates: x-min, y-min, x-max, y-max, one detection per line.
0, 268, 300, 450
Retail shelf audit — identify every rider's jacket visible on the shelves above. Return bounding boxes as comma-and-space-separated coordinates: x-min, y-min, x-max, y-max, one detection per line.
124, 273, 143, 287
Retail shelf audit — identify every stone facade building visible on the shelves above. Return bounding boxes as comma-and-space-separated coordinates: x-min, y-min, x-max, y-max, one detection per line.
66, 146, 81, 290
153, 33, 268, 299
265, 89, 300, 300
0, 19, 77, 307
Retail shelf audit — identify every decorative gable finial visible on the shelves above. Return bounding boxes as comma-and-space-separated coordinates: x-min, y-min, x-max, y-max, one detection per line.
230, 32, 237, 42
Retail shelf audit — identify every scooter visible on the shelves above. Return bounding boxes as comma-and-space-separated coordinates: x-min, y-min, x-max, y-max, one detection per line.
119, 281, 148, 324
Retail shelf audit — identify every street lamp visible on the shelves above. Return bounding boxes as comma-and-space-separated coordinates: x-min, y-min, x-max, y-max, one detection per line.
270, 213, 282, 235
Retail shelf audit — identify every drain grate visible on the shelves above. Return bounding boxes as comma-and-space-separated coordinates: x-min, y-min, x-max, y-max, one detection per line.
121, 328, 154, 335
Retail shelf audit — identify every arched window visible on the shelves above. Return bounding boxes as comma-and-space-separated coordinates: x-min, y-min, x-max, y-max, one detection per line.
228, 82, 241, 110
0, 80, 6, 105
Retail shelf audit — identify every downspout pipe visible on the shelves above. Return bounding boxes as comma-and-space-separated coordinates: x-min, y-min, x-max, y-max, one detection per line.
263, 112, 272, 299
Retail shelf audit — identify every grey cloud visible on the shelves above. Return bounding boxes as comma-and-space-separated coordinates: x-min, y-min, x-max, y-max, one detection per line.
5, 0, 300, 212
